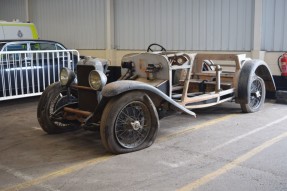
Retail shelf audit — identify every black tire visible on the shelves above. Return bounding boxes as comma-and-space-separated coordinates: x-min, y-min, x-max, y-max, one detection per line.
240, 75, 266, 113
100, 91, 159, 154
37, 82, 80, 134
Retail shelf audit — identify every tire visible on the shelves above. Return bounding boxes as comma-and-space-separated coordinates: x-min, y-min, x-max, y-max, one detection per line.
240, 75, 266, 113
100, 91, 159, 154
37, 82, 80, 134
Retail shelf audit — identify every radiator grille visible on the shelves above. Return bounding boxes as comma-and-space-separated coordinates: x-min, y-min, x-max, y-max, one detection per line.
77, 65, 95, 86
76, 65, 98, 112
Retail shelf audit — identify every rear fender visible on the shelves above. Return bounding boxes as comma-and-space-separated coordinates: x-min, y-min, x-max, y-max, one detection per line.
102, 80, 196, 117
237, 60, 276, 104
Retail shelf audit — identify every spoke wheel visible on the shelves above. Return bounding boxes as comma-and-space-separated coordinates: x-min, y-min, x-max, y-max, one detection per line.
37, 82, 80, 134
115, 101, 151, 149
241, 75, 266, 113
100, 91, 159, 154
249, 79, 263, 109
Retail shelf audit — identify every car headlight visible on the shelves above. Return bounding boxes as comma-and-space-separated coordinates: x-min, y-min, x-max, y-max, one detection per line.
89, 70, 107, 90
60, 67, 75, 86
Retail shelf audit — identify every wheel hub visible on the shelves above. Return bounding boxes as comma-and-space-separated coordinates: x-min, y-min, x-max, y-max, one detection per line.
130, 121, 142, 131
253, 90, 261, 98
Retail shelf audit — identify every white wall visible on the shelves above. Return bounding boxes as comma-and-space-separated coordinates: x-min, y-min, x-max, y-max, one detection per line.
0, 0, 106, 49
0, 0, 286, 75
115, 0, 254, 51
29, 0, 106, 49
262, 0, 287, 51
0, 0, 26, 21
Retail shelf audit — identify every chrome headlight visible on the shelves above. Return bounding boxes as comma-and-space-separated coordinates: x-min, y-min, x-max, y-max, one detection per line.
89, 70, 107, 90
60, 67, 75, 86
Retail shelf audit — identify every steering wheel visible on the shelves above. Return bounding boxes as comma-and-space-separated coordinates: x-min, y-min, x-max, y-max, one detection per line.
147, 43, 166, 52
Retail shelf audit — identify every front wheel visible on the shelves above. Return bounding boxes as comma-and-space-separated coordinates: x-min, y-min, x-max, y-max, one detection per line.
100, 91, 159, 154
240, 75, 266, 113
37, 82, 80, 134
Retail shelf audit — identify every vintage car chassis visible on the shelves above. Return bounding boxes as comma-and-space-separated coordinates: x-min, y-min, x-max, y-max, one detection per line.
37, 44, 276, 154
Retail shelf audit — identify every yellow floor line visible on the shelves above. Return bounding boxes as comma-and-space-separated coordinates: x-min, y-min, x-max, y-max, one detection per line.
158, 114, 235, 142
177, 131, 287, 191
0, 155, 113, 191
1, 114, 235, 191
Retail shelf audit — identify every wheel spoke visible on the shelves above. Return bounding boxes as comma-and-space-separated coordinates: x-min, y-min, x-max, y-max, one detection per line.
135, 129, 147, 139
116, 117, 129, 126
121, 108, 136, 121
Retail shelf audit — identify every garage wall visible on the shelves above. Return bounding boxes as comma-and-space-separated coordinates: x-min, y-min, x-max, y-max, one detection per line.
262, 0, 287, 51
29, 0, 106, 49
114, 0, 254, 51
0, 0, 26, 22
1, 0, 286, 52
0, 0, 286, 74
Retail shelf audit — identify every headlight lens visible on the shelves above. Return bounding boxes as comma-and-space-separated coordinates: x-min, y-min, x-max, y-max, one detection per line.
60, 68, 75, 86
89, 70, 107, 90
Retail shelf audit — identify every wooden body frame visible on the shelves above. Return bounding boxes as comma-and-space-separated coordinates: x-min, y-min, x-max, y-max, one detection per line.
121, 52, 249, 109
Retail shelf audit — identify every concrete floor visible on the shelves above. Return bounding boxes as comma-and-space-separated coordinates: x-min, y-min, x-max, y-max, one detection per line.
0, 97, 287, 191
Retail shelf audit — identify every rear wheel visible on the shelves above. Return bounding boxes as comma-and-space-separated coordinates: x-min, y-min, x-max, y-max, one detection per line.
100, 91, 159, 154
37, 82, 80, 134
240, 75, 266, 113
